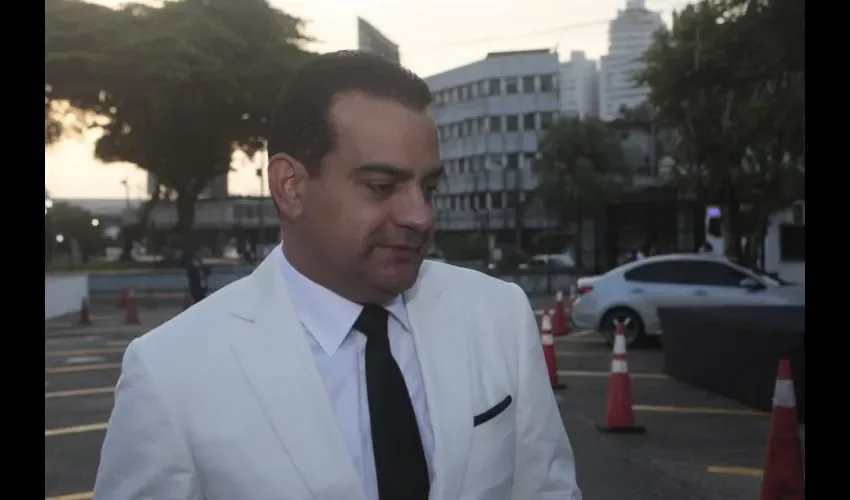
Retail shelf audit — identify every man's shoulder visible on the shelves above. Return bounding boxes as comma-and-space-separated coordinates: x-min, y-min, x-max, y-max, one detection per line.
424, 261, 525, 301
127, 274, 253, 362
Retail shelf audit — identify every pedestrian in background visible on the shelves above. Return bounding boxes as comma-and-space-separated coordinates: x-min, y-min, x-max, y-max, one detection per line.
184, 248, 209, 303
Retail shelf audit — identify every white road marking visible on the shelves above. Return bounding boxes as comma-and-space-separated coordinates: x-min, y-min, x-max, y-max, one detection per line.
64, 356, 106, 364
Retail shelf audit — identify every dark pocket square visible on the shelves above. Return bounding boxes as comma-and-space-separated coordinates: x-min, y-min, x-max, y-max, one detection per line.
473, 395, 513, 427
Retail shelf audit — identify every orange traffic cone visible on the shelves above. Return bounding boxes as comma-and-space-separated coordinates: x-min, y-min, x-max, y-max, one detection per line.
182, 293, 193, 310
596, 318, 645, 434
552, 288, 566, 336
78, 297, 92, 326
541, 312, 566, 390
124, 290, 140, 325
760, 359, 804, 500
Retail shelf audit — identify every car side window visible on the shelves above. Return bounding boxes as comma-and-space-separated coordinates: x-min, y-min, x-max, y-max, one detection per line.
683, 261, 750, 287
624, 262, 681, 284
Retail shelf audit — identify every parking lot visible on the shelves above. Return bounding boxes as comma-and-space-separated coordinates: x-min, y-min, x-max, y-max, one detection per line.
45, 296, 795, 499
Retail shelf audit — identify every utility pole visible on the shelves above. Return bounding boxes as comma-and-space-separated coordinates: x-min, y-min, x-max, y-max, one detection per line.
256, 167, 264, 253
121, 178, 130, 209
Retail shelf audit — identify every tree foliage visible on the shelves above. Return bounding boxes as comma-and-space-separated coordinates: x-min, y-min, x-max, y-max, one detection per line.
45, 201, 104, 263
535, 116, 631, 218
45, 0, 315, 258
635, 0, 804, 262
534, 116, 631, 268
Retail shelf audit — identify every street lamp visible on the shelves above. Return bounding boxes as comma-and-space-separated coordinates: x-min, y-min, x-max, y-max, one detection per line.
121, 178, 130, 209
55, 234, 64, 244
91, 218, 100, 227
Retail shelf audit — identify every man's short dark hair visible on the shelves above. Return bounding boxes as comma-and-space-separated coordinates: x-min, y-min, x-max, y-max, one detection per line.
268, 50, 433, 176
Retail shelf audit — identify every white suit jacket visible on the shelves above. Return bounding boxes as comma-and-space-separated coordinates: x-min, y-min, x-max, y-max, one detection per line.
93, 247, 582, 500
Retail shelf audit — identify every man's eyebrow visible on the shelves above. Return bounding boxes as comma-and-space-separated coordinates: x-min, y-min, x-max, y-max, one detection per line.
424, 165, 445, 181
354, 163, 410, 178
354, 163, 445, 181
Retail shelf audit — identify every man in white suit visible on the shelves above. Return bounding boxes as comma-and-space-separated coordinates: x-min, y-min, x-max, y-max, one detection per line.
94, 51, 582, 500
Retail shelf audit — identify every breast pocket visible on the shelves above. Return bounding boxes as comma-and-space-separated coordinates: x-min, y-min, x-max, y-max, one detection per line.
465, 395, 516, 497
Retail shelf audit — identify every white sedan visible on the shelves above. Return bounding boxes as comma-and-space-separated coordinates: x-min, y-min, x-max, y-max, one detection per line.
570, 254, 805, 346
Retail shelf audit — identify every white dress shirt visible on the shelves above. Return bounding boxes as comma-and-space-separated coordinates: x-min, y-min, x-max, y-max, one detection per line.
280, 255, 435, 500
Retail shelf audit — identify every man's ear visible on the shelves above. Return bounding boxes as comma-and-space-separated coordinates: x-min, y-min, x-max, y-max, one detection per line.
268, 153, 309, 220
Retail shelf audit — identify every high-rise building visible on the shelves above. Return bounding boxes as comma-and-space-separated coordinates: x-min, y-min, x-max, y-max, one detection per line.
558, 51, 599, 119
357, 17, 400, 63
425, 50, 561, 243
599, 0, 664, 121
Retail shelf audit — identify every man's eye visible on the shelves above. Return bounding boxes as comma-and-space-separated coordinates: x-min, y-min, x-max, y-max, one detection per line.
367, 183, 395, 196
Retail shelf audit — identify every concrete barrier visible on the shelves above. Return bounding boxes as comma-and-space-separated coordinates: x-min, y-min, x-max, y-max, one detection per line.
659, 306, 805, 423
45, 274, 89, 320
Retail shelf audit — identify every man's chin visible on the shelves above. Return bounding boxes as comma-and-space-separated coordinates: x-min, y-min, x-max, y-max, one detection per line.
372, 264, 421, 296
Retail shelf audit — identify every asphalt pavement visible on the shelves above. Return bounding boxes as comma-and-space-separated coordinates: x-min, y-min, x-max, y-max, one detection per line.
45, 297, 794, 500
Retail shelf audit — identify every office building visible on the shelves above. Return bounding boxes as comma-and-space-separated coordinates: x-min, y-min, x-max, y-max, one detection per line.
426, 49, 561, 246
599, 0, 664, 121
357, 17, 400, 63
558, 51, 599, 119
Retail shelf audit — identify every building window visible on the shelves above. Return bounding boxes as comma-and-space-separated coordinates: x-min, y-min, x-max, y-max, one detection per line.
505, 77, 518, 94
488, 78, 501, 95
469, 118, 478, 134
458, 157, 466, 174
523, 153, 536, 169
506, 115, 519, 132
522, 76, 535, 93
476, 193, 486, 209
488, 154, 503, 169
540, 74, 555, 92
460, 85, 469, 100
468, 83, 476, 99
523, 113, 536, 131
506, 153, 519, 170
492, 192, 504, 209
478, 117, 487, 133
489, 116, 502, 133
779, 224, 805, 262
540, 112, 554, 130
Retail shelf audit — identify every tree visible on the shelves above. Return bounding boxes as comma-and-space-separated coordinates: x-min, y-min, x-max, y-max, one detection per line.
45, 201, 104, 264
534, 116, 631, 269
45, 0, 315, 261
45, 0, 130, 145
635, 0, 804, 264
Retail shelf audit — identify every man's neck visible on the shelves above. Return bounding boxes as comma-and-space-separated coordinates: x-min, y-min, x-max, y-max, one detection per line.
281, 242, 394, 305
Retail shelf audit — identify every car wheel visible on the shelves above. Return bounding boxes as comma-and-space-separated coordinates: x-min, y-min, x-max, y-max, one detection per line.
600, 307, 645, 347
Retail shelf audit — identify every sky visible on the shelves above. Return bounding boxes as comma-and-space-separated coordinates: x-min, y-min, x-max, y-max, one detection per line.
44, 0, 685, 200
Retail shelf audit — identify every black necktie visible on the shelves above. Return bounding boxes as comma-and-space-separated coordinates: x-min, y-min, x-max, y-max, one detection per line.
354, 304, 430, 500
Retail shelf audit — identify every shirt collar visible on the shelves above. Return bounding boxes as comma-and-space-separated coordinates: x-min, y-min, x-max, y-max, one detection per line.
279, 250, 411, 356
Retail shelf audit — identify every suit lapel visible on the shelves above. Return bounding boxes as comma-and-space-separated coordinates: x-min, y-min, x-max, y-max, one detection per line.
227, 248, 366, 500
404, 263, 474, 500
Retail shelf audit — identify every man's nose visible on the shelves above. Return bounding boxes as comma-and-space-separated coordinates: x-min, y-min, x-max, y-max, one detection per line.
394, 186, 434, 233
